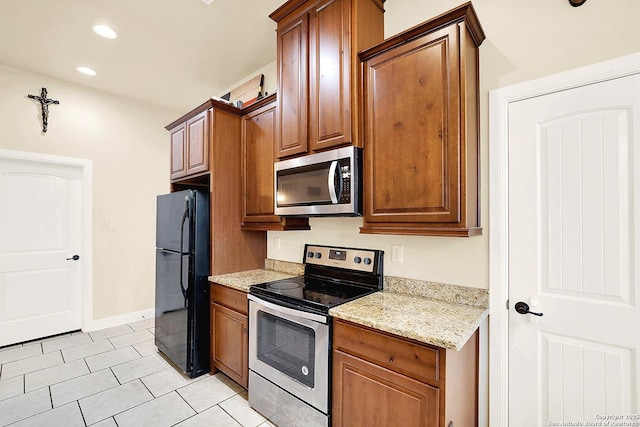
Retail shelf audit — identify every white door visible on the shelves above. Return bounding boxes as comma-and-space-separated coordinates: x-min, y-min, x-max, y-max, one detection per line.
507, 73, 640, 424
0, 156, 83, 346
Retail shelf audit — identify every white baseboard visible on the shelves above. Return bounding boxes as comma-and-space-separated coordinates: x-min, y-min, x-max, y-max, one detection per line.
83, 308, 156, 332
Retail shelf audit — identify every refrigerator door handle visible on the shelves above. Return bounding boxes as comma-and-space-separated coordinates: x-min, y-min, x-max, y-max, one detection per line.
179, 200, 190, 305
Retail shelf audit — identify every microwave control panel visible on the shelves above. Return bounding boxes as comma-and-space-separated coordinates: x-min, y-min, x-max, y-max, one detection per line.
338, 158, 351, 203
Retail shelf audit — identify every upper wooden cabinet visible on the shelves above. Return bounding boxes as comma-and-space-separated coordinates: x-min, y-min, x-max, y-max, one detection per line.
359, 3, 485, 237
168, 109, 209, 181
270, 0, 385, 159
240, 95, 310, 231
166, 99, 267, 274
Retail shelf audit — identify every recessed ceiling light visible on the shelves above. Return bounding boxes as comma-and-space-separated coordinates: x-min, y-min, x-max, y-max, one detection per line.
201, 0, 214, 5
77, 66, 97, 76
93, 24, 117, 39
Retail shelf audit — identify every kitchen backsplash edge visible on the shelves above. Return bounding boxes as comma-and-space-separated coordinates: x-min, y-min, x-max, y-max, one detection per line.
264, 259, 488, 309
264, 258, 305, 275
383, 276, 489, 309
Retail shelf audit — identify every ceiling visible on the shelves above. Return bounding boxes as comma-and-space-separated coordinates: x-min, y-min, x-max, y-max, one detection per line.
0, 0, 287, 112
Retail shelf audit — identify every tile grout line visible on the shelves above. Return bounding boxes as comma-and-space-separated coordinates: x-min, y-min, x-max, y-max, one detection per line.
76, 400, 88, 427
47, 385, 53, 414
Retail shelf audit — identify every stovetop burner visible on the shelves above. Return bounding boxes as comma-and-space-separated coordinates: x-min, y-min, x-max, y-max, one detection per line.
267, 280, 303, 291
249, 244, 384, 314
305, 289, 346, 304
250, 275, 375, 313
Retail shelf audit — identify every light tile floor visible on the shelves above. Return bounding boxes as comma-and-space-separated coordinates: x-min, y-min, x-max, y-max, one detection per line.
0, 319, 273, 427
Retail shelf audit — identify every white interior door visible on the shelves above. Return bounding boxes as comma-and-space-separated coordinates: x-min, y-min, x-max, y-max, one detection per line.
507, 73, 640, 424
0, 157, 83, 346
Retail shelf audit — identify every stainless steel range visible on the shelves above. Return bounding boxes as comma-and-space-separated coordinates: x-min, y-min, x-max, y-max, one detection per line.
248, 244, 384, 427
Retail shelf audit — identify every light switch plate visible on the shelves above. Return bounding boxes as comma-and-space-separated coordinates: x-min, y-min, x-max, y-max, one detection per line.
391, 245, 404, 263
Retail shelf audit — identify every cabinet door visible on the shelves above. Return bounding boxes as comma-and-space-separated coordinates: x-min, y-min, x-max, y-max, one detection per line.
308, 0, 351, 151
170, 122, 187, 180
185, 110, 209, 176
241, 99, 310, 231
333, 349, 440, 427
360, 4, 483, 237
363, 25, 461, 226
276, 14, 308, 158
242, 102, 279, 224
212, 303, 248, 388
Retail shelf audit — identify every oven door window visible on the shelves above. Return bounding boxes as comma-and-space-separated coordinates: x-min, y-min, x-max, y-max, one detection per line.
256, 310, 315, 388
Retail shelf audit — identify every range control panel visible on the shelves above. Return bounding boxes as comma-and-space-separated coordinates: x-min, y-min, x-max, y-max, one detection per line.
303, 244, 380, 273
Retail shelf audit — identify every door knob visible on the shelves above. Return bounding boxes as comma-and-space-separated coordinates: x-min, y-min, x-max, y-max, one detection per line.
515, 301, 543, 317
66, 255, 80, 261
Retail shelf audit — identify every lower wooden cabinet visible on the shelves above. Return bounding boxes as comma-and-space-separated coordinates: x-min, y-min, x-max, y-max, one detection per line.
332, 319, 478, 427
333, 350, 440, 426
210, 283, 249, 388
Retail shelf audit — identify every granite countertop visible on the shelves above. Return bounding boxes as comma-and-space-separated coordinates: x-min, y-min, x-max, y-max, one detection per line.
208, 269, 297, 292
209, 259, 488, 351
208, 259, 303, 292
329, 290, 488, 351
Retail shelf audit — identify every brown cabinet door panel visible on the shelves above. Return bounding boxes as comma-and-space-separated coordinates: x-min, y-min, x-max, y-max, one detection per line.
360, 3, 483, 236
243, 103, 278, 220
170, 123, 187, 180
241, 96, 310, 231
333, 350, 440, 427
277, 16, 309, 158
308, 0, 351, 151
364, 26, 460, 224
186, 111, 209, 176
212, 303, 248, 388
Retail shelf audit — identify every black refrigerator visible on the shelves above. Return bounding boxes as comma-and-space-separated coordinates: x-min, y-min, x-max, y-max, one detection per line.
155, 189, 210, 378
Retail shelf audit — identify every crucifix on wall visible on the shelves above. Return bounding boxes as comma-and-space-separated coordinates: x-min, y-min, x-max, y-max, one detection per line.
27, 87, 60, 133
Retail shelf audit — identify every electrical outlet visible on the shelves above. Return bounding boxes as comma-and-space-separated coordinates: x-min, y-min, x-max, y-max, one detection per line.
391, 245, 404, 263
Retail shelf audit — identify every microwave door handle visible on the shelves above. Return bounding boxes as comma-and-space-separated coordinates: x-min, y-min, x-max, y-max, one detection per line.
327, 160, 339, 203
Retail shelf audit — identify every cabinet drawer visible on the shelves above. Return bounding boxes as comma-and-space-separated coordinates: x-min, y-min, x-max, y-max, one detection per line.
211, 284, 248, 315
333, 319, 440, 384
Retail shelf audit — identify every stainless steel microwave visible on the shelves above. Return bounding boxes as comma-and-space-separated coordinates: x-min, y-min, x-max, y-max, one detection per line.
274, 146, 362, 216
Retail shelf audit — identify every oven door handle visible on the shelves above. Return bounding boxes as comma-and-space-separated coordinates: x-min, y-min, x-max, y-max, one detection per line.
248, 294, 329, 324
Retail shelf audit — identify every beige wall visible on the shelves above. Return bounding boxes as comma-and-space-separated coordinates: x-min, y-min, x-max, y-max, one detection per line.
264, 0, 640, 290
3, 0, 640, 321
0, 63, 178, 322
